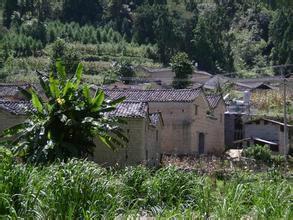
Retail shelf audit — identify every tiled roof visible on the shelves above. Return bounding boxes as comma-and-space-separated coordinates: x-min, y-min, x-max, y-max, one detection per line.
105, 102, 148, 118
149, 113, 163, 126
103, 88, 202, 103
0, 83, 31, 99
234, 82, 274, 90
245, 118, 293, 127
204, 75, 230, 89
0, 100, 32, 115
206, 94, 223, 109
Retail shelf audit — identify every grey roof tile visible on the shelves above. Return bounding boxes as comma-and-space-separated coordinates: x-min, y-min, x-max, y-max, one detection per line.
103, 88, 202, 103
0, 100, 32, 115
0, 83, 31, 99
206, 94, 223, 109
105, 102, 148, 118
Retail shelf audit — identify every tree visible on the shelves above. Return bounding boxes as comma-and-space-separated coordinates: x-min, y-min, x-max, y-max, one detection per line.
50, 38, 81, 75
191, 7, 234, 74
171, 52, 193, 89
0, 61, 127, 164
114, 59, 135, 84
133, 4, 157, 44
62, 0, 103, 24
269, 8, 293, 70
3, 0, 18, 28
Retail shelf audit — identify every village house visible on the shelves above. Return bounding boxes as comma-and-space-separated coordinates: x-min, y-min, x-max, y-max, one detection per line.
0, 90, 163, 166
238, 118, 293, 154
93, 102, 163, 166
1, 82, 226, 162
135, 66, 212, 87
101, 87, 226, 155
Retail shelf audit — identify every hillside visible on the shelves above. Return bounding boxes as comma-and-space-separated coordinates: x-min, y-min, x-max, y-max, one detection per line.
0, 0, 292, 83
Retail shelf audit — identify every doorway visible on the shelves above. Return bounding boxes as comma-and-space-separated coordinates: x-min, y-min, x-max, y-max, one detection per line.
198, 133, 205, 154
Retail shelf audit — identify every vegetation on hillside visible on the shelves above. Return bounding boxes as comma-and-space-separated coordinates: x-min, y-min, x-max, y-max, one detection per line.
0, 0, 292, 82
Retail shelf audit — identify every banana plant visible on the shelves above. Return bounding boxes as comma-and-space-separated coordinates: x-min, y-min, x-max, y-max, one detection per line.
0, 60, 127, 163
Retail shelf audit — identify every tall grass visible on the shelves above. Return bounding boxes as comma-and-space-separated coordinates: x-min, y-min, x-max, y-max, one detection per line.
0, 156, 292, 219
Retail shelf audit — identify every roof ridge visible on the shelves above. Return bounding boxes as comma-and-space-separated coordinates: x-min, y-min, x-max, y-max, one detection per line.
103, 88, 201, 92
0, 83, 31, 86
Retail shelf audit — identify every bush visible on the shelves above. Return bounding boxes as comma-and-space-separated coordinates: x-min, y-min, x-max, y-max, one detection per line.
242, 144, 272, 163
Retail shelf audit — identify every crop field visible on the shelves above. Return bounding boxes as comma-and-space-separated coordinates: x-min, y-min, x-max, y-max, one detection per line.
0, 153, 292, 219
251, 88, 293, 120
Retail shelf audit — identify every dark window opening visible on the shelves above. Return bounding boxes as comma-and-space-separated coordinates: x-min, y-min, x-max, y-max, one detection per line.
125, 149, 128, 161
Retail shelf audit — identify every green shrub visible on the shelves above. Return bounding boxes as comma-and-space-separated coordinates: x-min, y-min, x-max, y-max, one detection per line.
1, 60, 127, 164
242, 144, 272, 163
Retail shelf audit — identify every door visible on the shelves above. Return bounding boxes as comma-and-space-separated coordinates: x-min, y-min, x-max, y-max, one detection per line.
198, 133, 205, 154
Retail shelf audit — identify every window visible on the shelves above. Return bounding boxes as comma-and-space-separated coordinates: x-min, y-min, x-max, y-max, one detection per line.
280, 126, 284, 132
195, 105, 198, 115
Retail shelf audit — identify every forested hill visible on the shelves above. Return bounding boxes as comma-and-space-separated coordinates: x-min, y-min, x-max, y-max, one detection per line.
0, 0, 292, 79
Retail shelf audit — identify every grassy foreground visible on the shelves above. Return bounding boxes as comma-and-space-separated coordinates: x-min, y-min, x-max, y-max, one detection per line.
0, 156, 292, 219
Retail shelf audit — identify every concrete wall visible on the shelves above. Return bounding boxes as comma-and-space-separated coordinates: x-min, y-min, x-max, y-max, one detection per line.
244, 120, 293, 154
244, 122, 279, 142
279, 128, 293, 154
